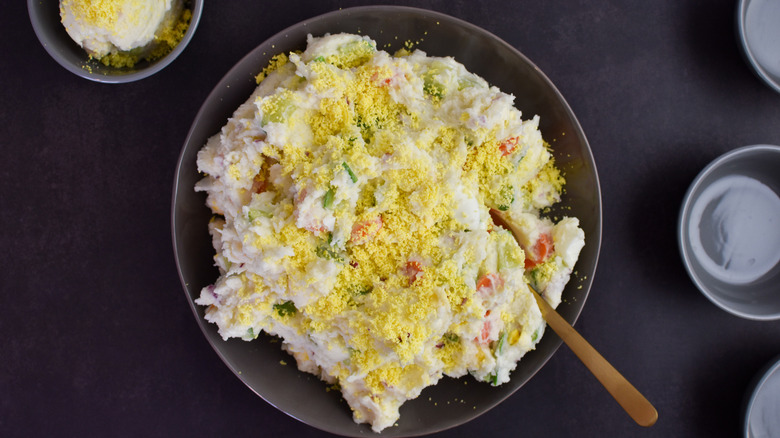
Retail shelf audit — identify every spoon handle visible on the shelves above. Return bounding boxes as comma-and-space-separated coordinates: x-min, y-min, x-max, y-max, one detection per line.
529, 286, 658, 427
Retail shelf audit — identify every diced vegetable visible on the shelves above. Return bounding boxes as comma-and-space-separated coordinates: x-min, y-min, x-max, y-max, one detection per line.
316, 244, 343, 262
273, 300, 297, 317
478, 314, 493, 344
342, 162, 358, 183
247, 208, 272, 222
442, 332, 459, 343
348, 284, 372, 296
476, 273, 502, 295
328, 39, 377, 68
496, 184, 514, 211
457, 76, 480, 90
497, 232, 523, 270
423, 76, 445, 99
495, 330, 508, 355
323, 187, 335, 208
422, 60, 452, 100
401, 261, 423, 285
260, 90, 296, 125
525, 233, 554, 269
531, 327, 541, 343
350, 216, 383, 245
499, 136, 519, 156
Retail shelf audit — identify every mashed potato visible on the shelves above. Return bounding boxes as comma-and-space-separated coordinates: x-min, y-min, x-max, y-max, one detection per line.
195, 33, 584, 432
60, 0, 191, 67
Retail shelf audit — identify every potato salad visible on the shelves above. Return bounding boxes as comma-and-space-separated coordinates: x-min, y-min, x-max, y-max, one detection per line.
194, 33, 585, 432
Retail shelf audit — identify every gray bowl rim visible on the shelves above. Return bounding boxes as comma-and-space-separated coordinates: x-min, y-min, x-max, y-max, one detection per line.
735, 0, 780, 94
27, 0, 204, 83
678, 144, 780, 320
742, 354, 780, 437
172, 5, 602, 436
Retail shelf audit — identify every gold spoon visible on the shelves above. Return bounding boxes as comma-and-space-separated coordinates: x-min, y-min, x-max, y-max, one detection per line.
490, 210, 658, 427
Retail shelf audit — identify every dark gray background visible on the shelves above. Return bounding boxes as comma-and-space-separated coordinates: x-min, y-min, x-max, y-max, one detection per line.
3, 1, 779, 437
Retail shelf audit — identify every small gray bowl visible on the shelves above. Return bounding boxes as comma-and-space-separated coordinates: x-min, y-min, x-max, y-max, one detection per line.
679, 145, 780, 320
736, 0, 780, 94
742, 355, 780, 437
28, 0, 203, 83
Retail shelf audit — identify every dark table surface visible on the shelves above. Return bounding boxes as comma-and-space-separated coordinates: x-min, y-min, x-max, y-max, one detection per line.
3, 1, 780, 437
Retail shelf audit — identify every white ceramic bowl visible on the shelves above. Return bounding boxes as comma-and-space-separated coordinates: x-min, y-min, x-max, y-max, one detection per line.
679, 145, 780, 320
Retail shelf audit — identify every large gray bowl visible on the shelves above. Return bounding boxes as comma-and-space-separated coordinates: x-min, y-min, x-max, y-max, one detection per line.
172, 6, 602, 436
28, 0, 203, 83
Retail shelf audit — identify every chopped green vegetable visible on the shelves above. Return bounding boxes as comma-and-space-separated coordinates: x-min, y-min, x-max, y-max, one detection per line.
423, 75, 445, 99
342, 162, 358, 183
247, 208, 272, 222
488, 372, 499, 386
497, 231, 523, 270
530, 267, 551, 289
457, 76, 480, 90
349, 284, 373, 296
531, 328, 541, 343
442, 332, 460, 343
323, 187, 335, 208
333, 40, 376, 68
355, 114, 369, 130
313, 55, 325, 62
260, 90, 296, 125
496, 331, 508, 355
273, 301, 297, 317
316, 244, 343, 262
422, 61, 452, 100
496, 184, 514, 211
